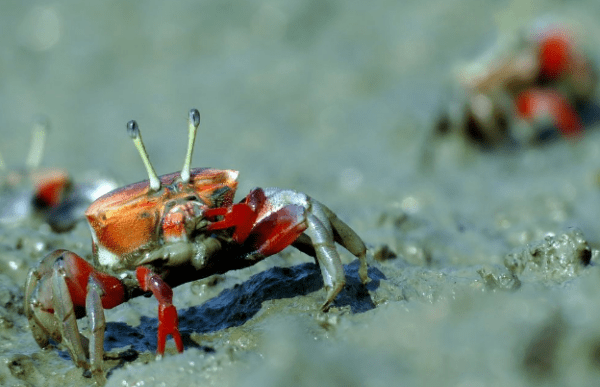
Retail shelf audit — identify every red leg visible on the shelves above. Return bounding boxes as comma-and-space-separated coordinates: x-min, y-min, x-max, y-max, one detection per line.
136, 267, 183, 354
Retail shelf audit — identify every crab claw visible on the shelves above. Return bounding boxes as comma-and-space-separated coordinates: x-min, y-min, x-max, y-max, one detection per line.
206, 187, 369, 311
204, 203, 257, 243
24, 250, 126, 383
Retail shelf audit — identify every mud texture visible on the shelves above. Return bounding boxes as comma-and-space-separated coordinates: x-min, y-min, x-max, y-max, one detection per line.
2, 1, 600, 386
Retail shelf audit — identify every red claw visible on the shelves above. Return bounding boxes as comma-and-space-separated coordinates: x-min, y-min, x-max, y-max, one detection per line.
44, 250, 126, 311
205, 203, 257, 243
206, 188, 308, 257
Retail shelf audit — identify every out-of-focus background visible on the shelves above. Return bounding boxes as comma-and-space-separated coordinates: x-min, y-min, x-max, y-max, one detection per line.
2, 1, 600, 386
8, 0, 593, 199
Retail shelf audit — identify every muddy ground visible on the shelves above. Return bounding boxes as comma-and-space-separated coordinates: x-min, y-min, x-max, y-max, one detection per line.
2, 0, 600, 386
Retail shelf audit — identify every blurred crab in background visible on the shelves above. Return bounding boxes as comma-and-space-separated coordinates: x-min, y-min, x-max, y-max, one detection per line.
0, 117, 117, 232
24, 109, 370, 383
431, 22, 598, 151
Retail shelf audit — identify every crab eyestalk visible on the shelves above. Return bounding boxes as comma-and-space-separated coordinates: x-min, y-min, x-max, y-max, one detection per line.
25, 116, 49, 170
180, 109, 200, 184
127, 120, 161, 192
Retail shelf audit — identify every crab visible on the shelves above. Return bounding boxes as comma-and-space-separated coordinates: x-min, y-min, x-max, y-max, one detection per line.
432, 24, 597, 150
0, 117, 117, 231
24, 109, 369, 382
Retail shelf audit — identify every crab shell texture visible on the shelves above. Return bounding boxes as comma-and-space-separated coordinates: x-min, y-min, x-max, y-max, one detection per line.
86, 167, 238, 272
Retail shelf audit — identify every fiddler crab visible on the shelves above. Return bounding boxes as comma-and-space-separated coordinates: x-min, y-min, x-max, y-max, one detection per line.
432, 23, 597, 150
25, 109, 369, 382
0, 117, 117, 231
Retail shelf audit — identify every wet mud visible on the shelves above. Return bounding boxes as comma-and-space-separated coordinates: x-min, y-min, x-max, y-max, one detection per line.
2, 1, 600, 386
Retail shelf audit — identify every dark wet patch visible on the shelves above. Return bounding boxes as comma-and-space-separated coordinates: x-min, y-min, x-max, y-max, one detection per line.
522, 312, 566, 380
577, 100, 600, 127
588, 338, 600, 370
373, 244, 397, 261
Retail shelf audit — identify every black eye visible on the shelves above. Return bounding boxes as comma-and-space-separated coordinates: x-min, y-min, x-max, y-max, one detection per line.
127, 120, 139, 138
189, 109, 200, 127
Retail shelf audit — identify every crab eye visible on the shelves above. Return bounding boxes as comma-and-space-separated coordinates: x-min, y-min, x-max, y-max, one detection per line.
189, 109, 200, 128
127, 120, 139, 138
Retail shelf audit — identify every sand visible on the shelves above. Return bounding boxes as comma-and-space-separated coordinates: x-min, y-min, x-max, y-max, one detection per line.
1, 1, 600, 386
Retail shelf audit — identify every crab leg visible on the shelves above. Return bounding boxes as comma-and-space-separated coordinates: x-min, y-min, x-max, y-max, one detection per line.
317, 203, 369, 284
136, 267, 183, 354
25, 249, 128, 381
52, 258, 88, 368
304, 199, 370, 310
51, 266, 109, 381
24, 269, 51, 348
302, 209, 346, 311
86, 277, 107, 383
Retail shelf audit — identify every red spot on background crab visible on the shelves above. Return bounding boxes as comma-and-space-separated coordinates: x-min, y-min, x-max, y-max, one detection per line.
538, 32, 572, 80
516, 88, 583, 137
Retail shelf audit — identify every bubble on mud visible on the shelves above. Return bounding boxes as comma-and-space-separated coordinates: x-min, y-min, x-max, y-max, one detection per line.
503, 228, 592, 283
